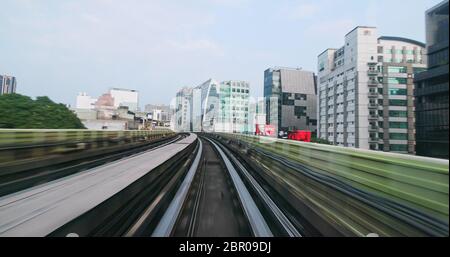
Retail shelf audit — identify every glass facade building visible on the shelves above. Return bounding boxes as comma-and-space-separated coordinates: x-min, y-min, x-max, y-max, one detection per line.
414, 0, 449, 159
174, 79, 251, 133
264, 67, 317, 138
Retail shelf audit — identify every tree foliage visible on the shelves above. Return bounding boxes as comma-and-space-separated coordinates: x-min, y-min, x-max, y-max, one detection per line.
311, 135, 332, 145
0, 94, 85, 129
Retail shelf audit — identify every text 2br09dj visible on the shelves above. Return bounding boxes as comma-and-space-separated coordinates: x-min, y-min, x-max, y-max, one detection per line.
223, 242, 271, 254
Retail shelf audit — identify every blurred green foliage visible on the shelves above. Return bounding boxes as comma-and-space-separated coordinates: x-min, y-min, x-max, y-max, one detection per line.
0, 93, 85, 129
311, 135, 332, 145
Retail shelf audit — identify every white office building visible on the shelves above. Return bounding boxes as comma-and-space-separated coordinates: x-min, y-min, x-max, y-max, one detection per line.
75, 92, 97, 109
317, 26, 427, 153
109, 88, 139, 112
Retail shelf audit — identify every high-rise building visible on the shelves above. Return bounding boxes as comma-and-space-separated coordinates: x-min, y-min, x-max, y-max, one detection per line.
264, 67, 317, 138
0, 75, 17, 95
195, 79, 220, 132
414, 0, 449, 159
248, 97, 267, 135
317, 26, 427, 153
174, 79, 251, 133
109, 88, 139, 112
174, 87, 193, 132
216, 80, 250, 133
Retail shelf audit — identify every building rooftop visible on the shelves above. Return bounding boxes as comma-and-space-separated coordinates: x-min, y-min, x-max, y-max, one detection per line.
378, 36, 426, 48
110, 88, 138, 92
317, 48, 337, 57
427, 0, 449, 15
345, 26, 376, 37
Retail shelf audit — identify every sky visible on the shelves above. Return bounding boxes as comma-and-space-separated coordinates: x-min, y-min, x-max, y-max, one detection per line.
0, 0, 443, 109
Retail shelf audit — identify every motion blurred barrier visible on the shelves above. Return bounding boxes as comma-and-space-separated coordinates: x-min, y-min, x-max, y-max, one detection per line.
214, 133, 449, 237
0, 128, 174, 174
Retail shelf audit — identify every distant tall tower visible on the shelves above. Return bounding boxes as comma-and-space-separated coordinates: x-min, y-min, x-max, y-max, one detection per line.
0, 75, 17, 95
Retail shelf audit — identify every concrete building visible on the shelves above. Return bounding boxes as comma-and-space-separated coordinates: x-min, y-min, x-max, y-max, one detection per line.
145, 104, 172, 126
109, 88, 139, 112
414, 0, 449, 159
317, 26, 427, 154
76, 92, 97, 109
264, 67, 317, 138
73, 90, 144, 130
0, 75, 17, 95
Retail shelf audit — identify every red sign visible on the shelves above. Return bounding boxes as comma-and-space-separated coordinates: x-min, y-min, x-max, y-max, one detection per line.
288, 130, 311, 142
255, 124, 276, 137
264, 125, 276, 136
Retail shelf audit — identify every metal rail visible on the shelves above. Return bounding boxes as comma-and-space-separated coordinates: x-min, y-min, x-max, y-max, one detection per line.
211, 138, 302, 237
151, 139, 203, 237
204, 137, 273, 237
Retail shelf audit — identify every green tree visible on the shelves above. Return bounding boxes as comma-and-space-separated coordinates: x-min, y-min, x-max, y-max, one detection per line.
0, 94, 85, 129
311, 135, 332, 145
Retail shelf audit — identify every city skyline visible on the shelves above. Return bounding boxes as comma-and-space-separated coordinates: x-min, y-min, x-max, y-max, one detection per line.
0, 0, 442, 108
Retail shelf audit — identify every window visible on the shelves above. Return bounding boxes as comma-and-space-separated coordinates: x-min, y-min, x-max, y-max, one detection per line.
390, 144, 408, 151
282, 93, 294, 105
389, 111, 408, 117
389, 99, 407, 106
377, 46, 383, 54
390, 133, 408, 140
388, 77, 407, 84
295, 93, 307, 100
389, 88, 407, 95
389, 122, 408, 129
294, 106, 307, 118
413, 67, 427, 74
387, 66, 407, 73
